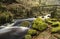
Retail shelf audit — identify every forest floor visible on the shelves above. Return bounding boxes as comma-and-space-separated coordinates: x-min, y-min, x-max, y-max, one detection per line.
32, 24, 58, 39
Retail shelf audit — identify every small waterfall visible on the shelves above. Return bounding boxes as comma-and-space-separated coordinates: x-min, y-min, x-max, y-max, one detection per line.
8, 23, 15, 27
0, 26, 29, 39
0, 26, 29, 34
0, 20, 29, 39
0, 18, 36, 39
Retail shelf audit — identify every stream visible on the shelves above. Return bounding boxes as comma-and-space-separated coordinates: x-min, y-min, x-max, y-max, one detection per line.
0, 18, 35, 39
0, 14, 51, 39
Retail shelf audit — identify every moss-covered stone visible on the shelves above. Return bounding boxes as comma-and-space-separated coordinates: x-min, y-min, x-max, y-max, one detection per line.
24, 35, 32, 39
27, 29, 37, 36
32, 18, 47, 31
20, 21, 30, 27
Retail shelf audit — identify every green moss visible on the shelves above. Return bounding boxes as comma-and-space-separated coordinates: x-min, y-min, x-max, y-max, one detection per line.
51, 22, 59, 27
51, 27, 60, 33
20, 21, 30, 27
25, 35, 32, 39
32, 18, 47, 31
45, 18, 53, 24
27, 29, 37, 36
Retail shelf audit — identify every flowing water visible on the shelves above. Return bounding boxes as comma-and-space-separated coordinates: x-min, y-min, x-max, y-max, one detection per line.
0, 14, 50, 39
0, 26, 29, 39
0, 18, 35, 39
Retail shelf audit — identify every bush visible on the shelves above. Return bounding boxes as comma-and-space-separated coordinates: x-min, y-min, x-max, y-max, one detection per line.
20, 21, 30, 27
24, 35, 32, 39
32, 18, 47, 31
27, 29, 37, 36
0, 12, 13, 24
4, 12, 13, 22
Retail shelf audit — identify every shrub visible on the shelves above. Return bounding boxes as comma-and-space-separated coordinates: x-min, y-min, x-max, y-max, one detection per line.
4, 12, 13, 22
0, 12, 13, 24
32, 18, 47, 31
24, 35, 32, 39
20, 21, 30, 27
27, 29, 37, 36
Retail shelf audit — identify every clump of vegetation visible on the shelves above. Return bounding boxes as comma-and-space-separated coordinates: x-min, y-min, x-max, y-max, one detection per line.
20, 21, 30, 27
24, 35, 32, 39
32, 18, 47, 31
0, 11, 13, 25
27, 29, 37, 36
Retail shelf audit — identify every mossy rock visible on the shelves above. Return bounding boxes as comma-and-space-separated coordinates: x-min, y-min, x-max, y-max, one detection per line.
51, 22, 59, 27
32, 18, 47, 31
51, 27, 60, 33
24, 35, 32, 39
45, 18, 53, 24
27, 29, 37, 36
20, 21, 30, 27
